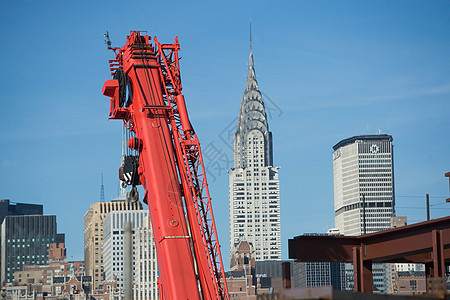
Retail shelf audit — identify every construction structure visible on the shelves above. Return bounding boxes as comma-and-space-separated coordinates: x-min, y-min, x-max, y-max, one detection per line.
289, 215, 450, 293
102, 31, 228, 299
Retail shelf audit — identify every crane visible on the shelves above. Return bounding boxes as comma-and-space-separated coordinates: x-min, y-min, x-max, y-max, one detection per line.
102, 31, 229, 299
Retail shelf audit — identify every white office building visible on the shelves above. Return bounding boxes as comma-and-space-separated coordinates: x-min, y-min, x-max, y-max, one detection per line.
229, 40, 281, 262
134, 216, 158, 300
333, 134, 395, 293
333, 134, 395, 236
103, 210, 157, 297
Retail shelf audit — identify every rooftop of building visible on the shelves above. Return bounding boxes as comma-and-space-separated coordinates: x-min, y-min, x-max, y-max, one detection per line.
397, 271, 426, 277
225, 270, 246, 278
333, 134, 393, 150
53, 275, 91, 284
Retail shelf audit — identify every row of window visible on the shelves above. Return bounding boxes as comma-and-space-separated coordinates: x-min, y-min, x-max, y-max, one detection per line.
234, 213, 279, 218
361, 218, 391, 224
233, 186, 278, 191
335, 201, 393, 215
360, 187, 393, 192
233, 182, 275, 186
359, 154, 391, 159
358, 159, 391, 164
359, 178, 392, 183
9, 243, 50, 248
359, 168, 392, 173
360, 182, 392, 187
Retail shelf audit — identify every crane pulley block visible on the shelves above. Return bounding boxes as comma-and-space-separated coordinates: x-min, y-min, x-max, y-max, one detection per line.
119, 155, 141, 187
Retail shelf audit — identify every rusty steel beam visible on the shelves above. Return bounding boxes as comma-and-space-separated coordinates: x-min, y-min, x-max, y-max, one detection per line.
446, 172, 450, 202
289, 216, 450, 263
432, 230, 445, 277
282, 262, 291, 289
352, 246, 373, 293
288, 235, 358, 263
288, 216, 450, 293
364, 231, 433, 262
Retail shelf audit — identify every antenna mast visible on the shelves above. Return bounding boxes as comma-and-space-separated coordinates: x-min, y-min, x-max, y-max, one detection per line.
250, 19, 252, 51
100, 173, 105, 202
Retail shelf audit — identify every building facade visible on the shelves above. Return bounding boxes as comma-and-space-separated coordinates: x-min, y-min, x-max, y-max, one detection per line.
333, 134, 395, 293
0, 199, 43, 225
133, 216, 158, 300
227, 240, 257, 300
0, 199, 44, 285
102, 210, 155, 296
229, 40, 281, 262
4, 275, 122, 300
84, 200, 142, 288
6, 241, 128, 300
396, 271, 426, 295
293, 261, 345, 290
1, 215, 57, 284
14, 243, 85, 286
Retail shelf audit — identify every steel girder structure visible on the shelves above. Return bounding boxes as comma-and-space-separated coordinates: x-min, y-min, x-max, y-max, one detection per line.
289, 216, 450, 293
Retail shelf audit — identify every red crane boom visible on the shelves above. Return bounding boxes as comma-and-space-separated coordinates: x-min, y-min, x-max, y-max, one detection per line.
102, 31, 229, 300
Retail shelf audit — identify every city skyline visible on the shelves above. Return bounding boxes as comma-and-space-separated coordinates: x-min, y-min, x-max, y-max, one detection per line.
1, 1, 449, 264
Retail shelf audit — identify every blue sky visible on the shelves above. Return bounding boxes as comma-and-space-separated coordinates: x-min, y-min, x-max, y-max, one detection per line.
1, 1, 449, 265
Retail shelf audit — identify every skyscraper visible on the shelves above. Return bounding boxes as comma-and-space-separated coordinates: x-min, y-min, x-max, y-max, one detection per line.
333, 134, 395, 236
229, 37, 281, 262
0, 199, 44, 285
84, 199, 142, 288
332, 134, 395, 293
1, 215, 57, 284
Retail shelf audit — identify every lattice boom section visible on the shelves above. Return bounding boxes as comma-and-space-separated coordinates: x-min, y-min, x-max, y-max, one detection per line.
153, 37, 229, 299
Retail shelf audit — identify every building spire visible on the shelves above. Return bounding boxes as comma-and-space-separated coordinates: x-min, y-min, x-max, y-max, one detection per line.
250, 19, 252, 53
234, 26, 273, 169
248, 20, 255, 80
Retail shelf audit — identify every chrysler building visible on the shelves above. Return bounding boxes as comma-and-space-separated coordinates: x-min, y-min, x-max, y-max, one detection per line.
229, 37, 281, 261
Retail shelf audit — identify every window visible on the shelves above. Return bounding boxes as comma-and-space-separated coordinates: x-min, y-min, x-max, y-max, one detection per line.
410, 280, 417, 290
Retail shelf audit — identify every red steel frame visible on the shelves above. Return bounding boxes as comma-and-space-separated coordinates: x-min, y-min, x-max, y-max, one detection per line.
102, 31, 229, 300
